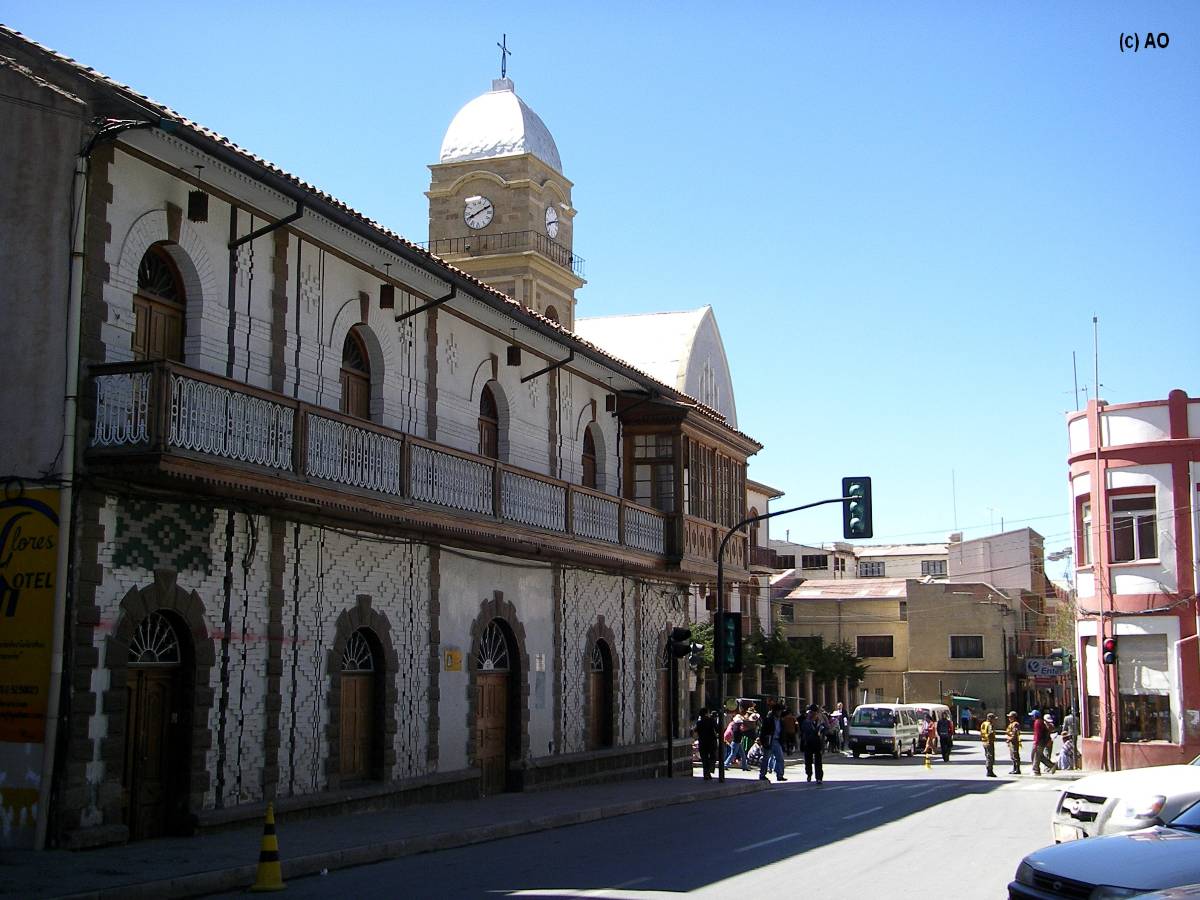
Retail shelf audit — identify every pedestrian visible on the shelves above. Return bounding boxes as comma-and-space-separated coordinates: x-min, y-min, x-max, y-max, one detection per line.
936, 711, 954, 762
1031, 709, 1058, 775
1060, 708, 1078, 770
923, 714, 939, 760
799, 704, 826, 783
961, 706, 972, 735
780, 706, 798, 755
724, 711, 747, 769
1005, 711, 1022, 774
757, 701, 787, 782
828, 701, 847, 752
694, 707, 719, 780
980, 712, 997, 777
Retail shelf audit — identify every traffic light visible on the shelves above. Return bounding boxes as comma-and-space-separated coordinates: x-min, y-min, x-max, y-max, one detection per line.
714, 611, 743, 674
1050, 647, 1067, 671
668, 626, 693, 658
1102, 637, 1117, 665
688, 639, 705, 669
842, 477, 873, 540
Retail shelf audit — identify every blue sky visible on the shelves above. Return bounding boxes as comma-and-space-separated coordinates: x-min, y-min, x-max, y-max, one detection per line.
6, 3, 1197, 568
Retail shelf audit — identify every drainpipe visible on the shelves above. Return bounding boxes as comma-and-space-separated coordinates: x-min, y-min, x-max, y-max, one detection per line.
35, 151, 89, 851
37, 118, 157, 850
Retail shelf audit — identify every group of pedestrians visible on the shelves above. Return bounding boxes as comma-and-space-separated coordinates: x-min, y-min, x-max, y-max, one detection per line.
694, 700, 836, 784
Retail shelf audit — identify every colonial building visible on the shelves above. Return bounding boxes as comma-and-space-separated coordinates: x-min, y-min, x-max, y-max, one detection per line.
1067, 390, 1200, 769
0, 28, 761, 849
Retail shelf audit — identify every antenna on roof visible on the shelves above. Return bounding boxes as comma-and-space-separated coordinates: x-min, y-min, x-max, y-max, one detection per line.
497, 33, 512, 80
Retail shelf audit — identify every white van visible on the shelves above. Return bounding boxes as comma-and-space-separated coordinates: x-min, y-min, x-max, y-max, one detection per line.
847, 703, 920, 758
908, 702, 951, 749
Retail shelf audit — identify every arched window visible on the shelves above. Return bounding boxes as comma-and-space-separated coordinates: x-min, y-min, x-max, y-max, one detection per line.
133, 244, 185, 361
748, 507, 760, 548
544, 305, 559, 324
582, 427, 597, 489
479, 384, 499, 459
340, 328, 371, 420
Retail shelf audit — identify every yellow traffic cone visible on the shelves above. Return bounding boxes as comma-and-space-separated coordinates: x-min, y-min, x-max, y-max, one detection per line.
250, 802, 286, 892
924, 753, 932, 770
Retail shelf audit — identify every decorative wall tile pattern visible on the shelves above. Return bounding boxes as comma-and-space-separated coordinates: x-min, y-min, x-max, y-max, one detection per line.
277, 525, 431, 797
558, 569, 629, 754
112, 497, 216, 575
636, 581, 686, 742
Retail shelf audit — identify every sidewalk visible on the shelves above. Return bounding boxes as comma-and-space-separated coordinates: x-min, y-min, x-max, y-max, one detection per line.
0, 774, 767, 900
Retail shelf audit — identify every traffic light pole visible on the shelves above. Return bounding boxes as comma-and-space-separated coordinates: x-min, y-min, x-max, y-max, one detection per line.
715, 495, 854, 782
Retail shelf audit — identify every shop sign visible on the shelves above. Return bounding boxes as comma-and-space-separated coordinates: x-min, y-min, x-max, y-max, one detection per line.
1025, 657, 1060, 678
0, 489, 59, 743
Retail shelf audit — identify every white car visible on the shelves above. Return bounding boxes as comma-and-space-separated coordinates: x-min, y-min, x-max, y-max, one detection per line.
1052, 755, 1200, 842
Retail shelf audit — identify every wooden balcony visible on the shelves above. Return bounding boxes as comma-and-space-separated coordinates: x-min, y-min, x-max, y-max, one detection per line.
84, 361, 738, 577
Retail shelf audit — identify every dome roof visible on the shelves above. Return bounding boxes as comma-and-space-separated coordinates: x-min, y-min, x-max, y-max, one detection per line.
439, 78, 562, 174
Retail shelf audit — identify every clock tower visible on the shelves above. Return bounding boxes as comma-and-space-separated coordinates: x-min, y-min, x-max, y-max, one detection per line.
426, 77, 585, 330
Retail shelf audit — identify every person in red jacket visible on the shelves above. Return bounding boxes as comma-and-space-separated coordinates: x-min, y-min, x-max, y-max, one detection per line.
1031, 709, 1058, 775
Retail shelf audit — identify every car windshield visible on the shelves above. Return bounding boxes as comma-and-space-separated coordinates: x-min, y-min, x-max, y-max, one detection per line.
852, 708, 895, 727
1170, 799, 1200, 831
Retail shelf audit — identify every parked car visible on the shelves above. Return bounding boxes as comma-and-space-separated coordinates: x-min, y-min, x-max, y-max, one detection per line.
847, 703, 920, 759
1052, 754, 1200, 842
1010, 797, 1200, 899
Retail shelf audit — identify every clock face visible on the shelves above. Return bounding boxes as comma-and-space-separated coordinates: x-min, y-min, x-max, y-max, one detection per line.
545, 205, 559, 239
464, 195, 494, 230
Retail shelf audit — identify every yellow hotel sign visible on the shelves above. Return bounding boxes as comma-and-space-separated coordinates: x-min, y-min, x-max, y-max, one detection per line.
0, 489, 59, 744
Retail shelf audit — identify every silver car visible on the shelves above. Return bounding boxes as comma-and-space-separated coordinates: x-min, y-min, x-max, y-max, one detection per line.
1012, 799, 1200, 899
1052, 755, 1200, 843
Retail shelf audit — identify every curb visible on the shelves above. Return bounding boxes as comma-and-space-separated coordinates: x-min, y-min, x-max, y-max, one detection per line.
56, 779, 768, 900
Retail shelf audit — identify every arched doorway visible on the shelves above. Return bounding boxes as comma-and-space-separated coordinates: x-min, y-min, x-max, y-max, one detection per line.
339, 628, 381, 781
475, 619, 515, 794
340, 327, 371, 420
478, 383, 500, 459
123, 610, 190, 840
581, 426, 598, 489
587, 640, 614, 749
133, 243, 185, 361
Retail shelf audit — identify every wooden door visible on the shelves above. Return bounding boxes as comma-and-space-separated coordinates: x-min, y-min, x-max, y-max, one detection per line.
340, 369, 370, 420
588, 671, 604, 749
124, 668, 177, 840
133, 295, 184, 361
340, 673, 373, 780
477, 672, 509, 794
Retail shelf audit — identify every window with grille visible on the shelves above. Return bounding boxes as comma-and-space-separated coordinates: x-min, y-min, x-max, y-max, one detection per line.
1110, 494, 1157, 562
950, 634, 983, 659
857, 634, 893, 657
801, 554, 828, 570
921, 559, 946, 576
858, 561, 886, 578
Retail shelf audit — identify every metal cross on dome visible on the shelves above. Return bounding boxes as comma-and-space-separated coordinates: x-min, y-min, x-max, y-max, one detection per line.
497, 33, 512, 79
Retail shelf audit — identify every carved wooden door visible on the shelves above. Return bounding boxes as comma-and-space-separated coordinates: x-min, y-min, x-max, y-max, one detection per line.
477, 672, 508, 794
124, 668, 176, 840
340, 673, 373, 780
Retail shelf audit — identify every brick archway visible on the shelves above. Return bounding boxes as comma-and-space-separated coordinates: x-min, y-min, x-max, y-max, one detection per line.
325, 595, 400, 788
107, 569, 216, 832
466, 592, 530, 776
583, 616, 620, 749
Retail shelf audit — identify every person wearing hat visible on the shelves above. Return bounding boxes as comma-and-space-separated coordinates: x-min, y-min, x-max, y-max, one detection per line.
980, 712, 998, 777
1005, 711, 1023, 775
799, 704, 827, 783
1031, 709, 1058, 775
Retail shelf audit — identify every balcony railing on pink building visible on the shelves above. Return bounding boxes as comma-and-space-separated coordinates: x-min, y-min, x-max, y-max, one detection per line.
89, 362, 666, 556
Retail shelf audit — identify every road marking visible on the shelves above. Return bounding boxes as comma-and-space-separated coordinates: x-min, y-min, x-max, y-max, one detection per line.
735, 832, 801, 853
612, 877, 651, 889
843, 805, 885, 820
909, 786, 942, 798
843, 784, 875, 791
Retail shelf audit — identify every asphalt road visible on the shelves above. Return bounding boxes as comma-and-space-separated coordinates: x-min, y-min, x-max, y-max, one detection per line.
223, 738, 1064, 899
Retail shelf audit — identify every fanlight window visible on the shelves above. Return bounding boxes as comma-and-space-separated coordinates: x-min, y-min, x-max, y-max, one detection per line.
137, 246, 182, 302
341, 630, 375, 673
129, 611, 181, 665
476, 621, 510, 672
